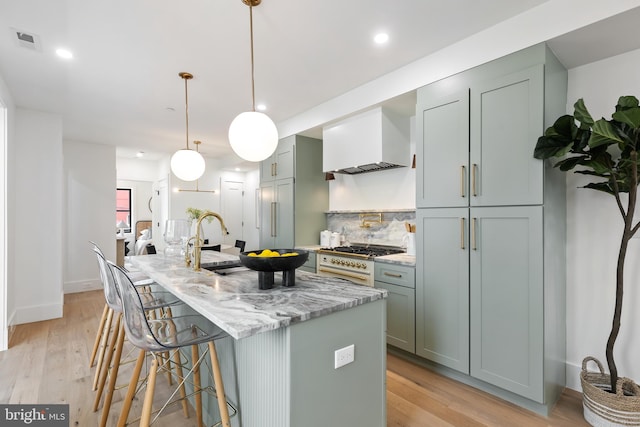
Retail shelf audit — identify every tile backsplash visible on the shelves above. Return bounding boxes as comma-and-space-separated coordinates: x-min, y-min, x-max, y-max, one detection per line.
325, 210, 416, 248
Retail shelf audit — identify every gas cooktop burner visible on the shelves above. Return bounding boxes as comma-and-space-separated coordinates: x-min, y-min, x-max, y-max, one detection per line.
319, 245, 405, 258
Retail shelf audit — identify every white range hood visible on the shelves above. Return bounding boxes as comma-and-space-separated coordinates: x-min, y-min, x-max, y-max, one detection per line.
322, 106, 410, 174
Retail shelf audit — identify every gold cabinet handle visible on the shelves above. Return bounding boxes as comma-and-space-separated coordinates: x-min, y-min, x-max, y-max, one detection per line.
271, 163, 276, 177
460, 165, 466, 198
472, 163, 478, 197
460, 218, 465, 250
383, 272, 402, 278
271, 202, 277, 237
471, 217, 477, 251
274, 162, 278, 177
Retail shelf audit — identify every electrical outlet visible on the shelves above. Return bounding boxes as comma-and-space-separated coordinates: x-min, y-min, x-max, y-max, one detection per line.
334, 344, 355, 369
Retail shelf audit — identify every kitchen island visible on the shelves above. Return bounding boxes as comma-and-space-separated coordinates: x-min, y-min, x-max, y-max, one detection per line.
127, 253, 387, 427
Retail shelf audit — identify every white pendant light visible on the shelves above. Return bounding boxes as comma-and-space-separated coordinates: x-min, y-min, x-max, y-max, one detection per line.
171, 72, 205, 181
228, 0, 278, 162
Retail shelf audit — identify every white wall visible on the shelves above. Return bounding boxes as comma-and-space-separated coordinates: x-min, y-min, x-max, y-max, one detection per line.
564, 48, 640, 390
0, 73, 13, 350
13, 109, 64, 323
64, 140, 116, 294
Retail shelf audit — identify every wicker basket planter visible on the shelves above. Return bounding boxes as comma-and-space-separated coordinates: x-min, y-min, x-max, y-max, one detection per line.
581, 357, 640, 427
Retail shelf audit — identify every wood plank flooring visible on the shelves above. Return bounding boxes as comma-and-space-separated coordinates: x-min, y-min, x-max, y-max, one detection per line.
0, 290, 589, 426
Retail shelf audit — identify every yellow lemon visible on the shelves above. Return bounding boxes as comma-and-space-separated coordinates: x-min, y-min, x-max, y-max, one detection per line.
248, 252, 257, 257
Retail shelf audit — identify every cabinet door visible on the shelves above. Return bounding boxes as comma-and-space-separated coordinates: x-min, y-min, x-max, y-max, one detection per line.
259, 182, 275, 248
375, 281, 415, 353
415, 208, 469, 373
274, 136, 295, 180
470, 65, 544, 206
416, 90, 469, 208
274, 178, 294, 248
469, 206, 543, 402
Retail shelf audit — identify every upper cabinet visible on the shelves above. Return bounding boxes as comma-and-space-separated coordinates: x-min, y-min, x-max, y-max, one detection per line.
417, 48, 553, 208
260, 136, 295, 182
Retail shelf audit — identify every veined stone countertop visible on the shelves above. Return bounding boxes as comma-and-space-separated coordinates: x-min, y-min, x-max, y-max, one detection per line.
375, 253, 416, 267
127, 253, 387, 340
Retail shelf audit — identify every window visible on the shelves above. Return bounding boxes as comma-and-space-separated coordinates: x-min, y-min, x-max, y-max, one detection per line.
116, 188, 132, 233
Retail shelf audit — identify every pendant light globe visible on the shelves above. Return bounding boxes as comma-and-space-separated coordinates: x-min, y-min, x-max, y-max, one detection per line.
171, 149, 205, 181
229, 111, 278, 162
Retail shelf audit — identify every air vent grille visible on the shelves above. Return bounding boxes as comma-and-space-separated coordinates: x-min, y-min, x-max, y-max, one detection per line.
13, 29, 41, 51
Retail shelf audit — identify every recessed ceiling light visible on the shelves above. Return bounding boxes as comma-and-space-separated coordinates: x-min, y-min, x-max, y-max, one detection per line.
56, 48, 73, 59
235, 167, 241, 171
256, 104, 267, 111
374, 33, 389, 45
136, 151, 144, 158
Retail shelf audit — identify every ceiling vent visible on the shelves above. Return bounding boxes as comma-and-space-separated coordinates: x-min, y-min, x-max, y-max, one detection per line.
12, 29, 42, 51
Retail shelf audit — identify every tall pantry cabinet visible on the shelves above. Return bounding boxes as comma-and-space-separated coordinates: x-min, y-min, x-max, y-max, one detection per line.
259, 135, 328, 248
415, 43, 567, 414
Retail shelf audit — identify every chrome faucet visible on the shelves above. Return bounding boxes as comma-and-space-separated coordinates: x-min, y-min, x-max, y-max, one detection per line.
193, 211, 229, 271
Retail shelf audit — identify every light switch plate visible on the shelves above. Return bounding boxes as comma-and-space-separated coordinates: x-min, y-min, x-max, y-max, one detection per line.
334, 344, 355, 369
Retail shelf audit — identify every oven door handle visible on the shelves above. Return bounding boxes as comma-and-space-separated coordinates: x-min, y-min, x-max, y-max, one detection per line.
318, 267, 369, 282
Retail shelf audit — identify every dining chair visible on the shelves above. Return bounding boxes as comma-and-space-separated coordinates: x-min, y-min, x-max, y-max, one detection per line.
110, 261, 234, 427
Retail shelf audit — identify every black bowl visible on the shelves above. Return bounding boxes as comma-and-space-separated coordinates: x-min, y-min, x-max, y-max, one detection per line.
239, 249, 309, 289
239, 249, 309, 272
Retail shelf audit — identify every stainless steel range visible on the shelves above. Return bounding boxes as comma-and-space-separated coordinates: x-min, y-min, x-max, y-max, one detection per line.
317, 244, 405, 286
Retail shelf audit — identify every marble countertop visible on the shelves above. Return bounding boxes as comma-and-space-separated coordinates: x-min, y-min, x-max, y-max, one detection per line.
127, 253, 387, 340
375, 253, 416, 267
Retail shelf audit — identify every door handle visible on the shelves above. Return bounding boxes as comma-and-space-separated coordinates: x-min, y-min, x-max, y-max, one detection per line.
472, 163, 478, 197
460, 218, 465, 250
271, 202, 277, 237
471, 217, 477, 251
460, 166, 466, 198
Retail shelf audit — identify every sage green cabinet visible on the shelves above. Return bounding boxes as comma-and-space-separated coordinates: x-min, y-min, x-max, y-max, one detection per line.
260, 178, 294, 248
259, 135, 328, 249
374, 263, 415, 353
415, 43, 567, 414
417, 60, 544, 208
415, 208, 469, 373
260, 136, 295, 182
469, 206, 543, 401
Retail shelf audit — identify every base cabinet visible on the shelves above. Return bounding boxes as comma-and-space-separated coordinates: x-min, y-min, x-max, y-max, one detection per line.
375, 263, 415, 353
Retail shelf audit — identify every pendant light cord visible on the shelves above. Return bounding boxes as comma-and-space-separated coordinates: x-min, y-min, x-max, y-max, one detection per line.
249, 4, 256, 112
184, 76, 190, 150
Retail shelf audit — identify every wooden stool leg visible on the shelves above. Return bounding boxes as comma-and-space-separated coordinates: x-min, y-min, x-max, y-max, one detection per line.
100, 321, 126, 427
117, 349, 146, 427
90, 304, 109, 367
93, 314, 121, 412
208, 341, 231, 427
192, 344, 204, 427
140, 358, 159, 427
172, 349, 189, 418
93, 308, 114, 390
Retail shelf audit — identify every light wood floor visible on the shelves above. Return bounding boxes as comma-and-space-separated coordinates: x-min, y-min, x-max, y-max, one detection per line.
0, 290, 588, 426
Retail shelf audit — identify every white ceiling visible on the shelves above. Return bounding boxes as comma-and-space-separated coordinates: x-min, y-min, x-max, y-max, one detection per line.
1, 0, 640, 169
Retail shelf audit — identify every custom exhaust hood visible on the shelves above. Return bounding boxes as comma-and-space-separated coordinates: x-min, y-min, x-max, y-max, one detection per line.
322, 107, 410, 175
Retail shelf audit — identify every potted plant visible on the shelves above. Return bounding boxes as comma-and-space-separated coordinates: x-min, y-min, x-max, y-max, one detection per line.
534, 96, 640, 425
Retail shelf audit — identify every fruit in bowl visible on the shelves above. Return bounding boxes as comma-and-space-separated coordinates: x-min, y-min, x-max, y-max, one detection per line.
238, 249, 309, 289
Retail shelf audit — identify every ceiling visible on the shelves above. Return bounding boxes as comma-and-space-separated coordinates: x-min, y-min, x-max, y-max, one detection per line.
1, 0, 640, 169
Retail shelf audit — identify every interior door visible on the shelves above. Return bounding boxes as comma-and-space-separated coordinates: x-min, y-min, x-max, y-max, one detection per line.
221, 179, 244, 246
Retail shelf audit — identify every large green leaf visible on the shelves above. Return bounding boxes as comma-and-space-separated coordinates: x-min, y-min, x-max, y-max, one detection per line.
612, 108, 640, 129
589, 119, 625, 148
534, 135, 572, 159
583, 182, 616, 195
554, 156, 588, 171
574, 98, 594, 129
617, 96, 639, 110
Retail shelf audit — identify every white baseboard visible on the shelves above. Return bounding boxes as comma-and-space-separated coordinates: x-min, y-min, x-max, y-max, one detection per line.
64, 279, 101, 294
566, 360, 582, 392
13, 302, 63, 325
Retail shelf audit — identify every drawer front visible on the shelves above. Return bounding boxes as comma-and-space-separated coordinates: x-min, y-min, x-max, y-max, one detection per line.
374, 263, 415, 288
